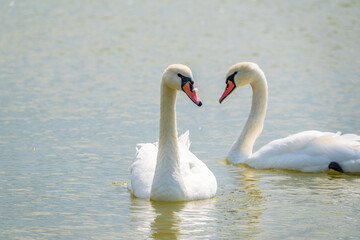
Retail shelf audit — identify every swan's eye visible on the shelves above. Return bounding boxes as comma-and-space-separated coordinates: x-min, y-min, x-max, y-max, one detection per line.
179, 73, 195, 92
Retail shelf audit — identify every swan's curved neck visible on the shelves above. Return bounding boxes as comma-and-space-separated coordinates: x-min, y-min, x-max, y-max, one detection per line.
158, 82, 179, 159
151, 80, 187, 201
231, 72, 268, 159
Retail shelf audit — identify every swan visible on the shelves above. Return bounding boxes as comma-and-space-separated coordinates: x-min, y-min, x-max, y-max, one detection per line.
219, 62, 360, 173
128, 64, 217, 201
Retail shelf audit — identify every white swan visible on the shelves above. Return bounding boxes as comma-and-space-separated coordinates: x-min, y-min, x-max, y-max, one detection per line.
219, 62, 360, 173
128, 64, 217, 201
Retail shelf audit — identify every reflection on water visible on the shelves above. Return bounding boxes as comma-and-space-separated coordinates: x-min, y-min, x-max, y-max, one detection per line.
150, 201, 184, 239
128, 166, 269, 239
129, 198, 155, 238
238, 167, 267, 232
218, 165, 267, 239
126, 160, 360, 239
1, 0, 360, 239
129, 197, 216, 239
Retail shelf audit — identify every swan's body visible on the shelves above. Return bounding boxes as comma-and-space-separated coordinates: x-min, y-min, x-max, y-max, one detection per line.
128, 64, 217, 201
220, 62, 360, 173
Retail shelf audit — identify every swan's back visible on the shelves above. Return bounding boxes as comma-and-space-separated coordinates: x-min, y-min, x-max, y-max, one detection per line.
248, 131, 360, 172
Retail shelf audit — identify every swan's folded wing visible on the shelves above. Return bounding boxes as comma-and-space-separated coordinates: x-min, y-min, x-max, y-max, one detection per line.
249, 131, 360, 172
178, 131, 217, 199
128, 142, 158, 198
182, 150, 217, 200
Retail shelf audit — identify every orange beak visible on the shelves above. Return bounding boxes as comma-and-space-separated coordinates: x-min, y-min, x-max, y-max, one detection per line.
219, 80, 235, 103
182, 81, 202, 106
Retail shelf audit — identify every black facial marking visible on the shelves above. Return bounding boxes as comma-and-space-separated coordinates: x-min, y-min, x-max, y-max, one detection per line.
223, 71, 237, 92
226, 71, 238, 84
178, 73, 194, 92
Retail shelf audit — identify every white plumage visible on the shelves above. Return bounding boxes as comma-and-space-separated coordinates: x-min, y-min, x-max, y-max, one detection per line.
220, 62, 360, 173
243, 131, 360, 172
128, 64, 217, 201
129, 131, 217, 199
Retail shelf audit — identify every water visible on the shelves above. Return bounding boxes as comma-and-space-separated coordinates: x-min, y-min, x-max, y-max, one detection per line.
1, 0, 359, 239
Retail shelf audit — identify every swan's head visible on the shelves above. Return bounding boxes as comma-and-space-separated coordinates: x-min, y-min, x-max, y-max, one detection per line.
163, 64, 202, 106
219, 62, 262, 103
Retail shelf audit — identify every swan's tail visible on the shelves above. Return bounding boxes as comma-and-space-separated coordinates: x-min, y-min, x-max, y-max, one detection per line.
341, 133, 360, 147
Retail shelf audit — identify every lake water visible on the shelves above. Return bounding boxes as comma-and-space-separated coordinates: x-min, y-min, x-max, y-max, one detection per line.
1, 0, 359, 239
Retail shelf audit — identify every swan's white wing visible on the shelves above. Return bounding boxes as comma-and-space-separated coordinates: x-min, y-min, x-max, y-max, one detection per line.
248, 131, 360, 172
128, 142, 157, 198
178, 131, 217, 200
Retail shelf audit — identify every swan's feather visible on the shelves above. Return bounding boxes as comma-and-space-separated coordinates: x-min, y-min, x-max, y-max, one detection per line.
128, 142, 157, 198
243, 131, 360, 172
225, 62, 360, 173
128, 131, 217, 199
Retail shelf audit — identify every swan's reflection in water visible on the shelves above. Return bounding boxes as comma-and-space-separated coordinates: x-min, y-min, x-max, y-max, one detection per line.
217, 164, 268, 238
129, 196, 216, 239
150, 201, 185, 239
239, 166, 267, 225
128, 165, 267, 239
150, 199, 216, 239
128, 197, 155, 239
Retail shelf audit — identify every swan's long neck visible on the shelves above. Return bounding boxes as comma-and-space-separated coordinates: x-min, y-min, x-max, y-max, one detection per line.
158, 82, 178, 153
151, 80, 187, 201
230, 71, 268, 160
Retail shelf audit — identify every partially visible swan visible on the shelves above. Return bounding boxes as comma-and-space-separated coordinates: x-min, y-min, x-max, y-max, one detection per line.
219, 62, 360, 173
128, 64, 217, 201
